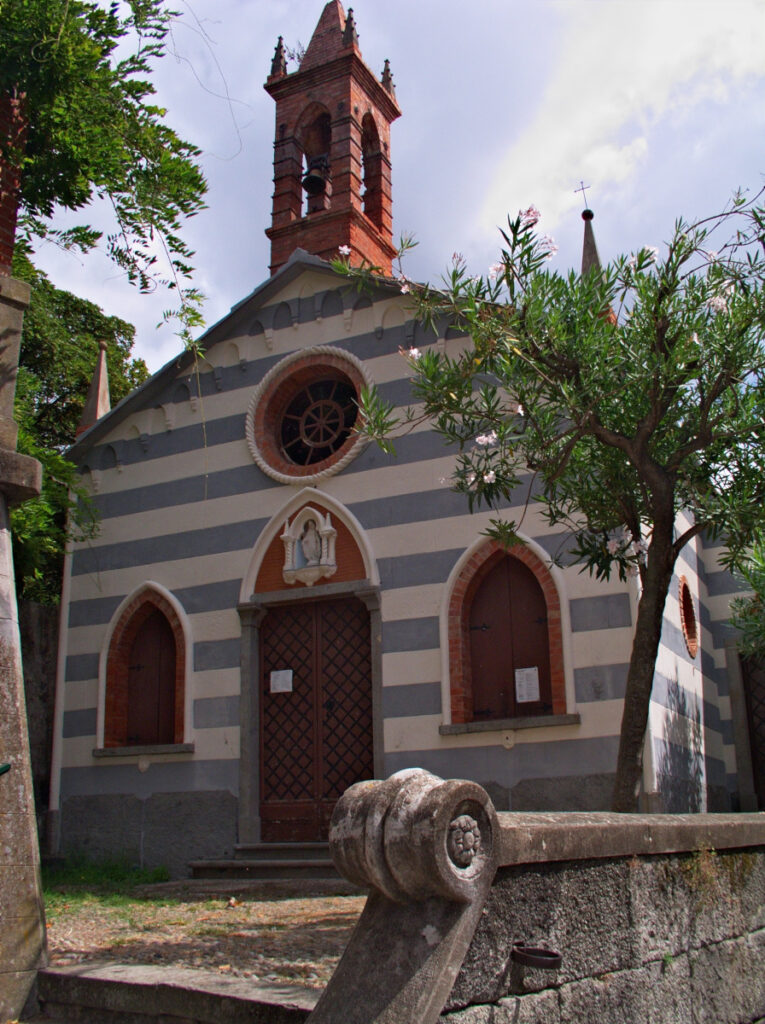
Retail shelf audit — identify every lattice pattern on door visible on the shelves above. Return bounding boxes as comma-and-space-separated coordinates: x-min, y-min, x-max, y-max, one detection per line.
261, 602, 315, 803
260, 596, 373, 839
320, 599, 373, 800
742, 656, 765, 810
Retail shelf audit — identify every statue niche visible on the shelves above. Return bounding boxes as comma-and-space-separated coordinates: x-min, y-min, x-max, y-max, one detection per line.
281, 506, 337, 586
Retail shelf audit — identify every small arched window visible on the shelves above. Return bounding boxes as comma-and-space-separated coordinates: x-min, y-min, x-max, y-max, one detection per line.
104, 592, 185, 748
449, 541, 567, 724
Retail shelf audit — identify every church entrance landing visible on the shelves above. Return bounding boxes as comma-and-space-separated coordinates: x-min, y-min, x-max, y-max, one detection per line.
260, 596, 373, 841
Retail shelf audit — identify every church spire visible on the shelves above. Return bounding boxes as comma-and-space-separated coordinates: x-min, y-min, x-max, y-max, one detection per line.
76, 341, 111, 438
581, 208, 602, 276
269, 36, 287, 79
264, 2, 401, 276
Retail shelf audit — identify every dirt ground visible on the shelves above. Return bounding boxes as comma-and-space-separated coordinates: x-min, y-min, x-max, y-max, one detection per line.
44, 883, 365, 990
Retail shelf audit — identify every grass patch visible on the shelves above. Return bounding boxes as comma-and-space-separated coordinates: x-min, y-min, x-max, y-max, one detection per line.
43, 856, 174, 918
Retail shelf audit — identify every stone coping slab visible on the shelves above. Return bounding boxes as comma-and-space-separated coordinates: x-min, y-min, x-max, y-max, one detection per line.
495, 811, 765, 866
39, 962, 316, 1023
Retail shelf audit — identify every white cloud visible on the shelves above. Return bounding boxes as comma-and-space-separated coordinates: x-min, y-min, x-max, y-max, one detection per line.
481, 0, 765, 233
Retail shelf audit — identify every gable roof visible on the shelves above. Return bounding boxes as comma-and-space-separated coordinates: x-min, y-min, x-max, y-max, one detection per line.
69, 248, 401, 457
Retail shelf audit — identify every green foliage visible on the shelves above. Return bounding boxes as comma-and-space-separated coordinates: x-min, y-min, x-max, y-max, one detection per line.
43, 855, 172, 917
10, 247, 149, 603
337, 191, 765, 810
0, 0, 208, 343
731, 545, 765, 659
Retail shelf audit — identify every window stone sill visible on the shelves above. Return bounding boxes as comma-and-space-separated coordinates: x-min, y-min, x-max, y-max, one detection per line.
440, 713, 581, 736
93, 743, 194, 758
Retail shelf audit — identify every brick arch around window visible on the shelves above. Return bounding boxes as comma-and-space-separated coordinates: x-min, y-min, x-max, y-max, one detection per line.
101, 584, 187, 748
447, 540, 566, 724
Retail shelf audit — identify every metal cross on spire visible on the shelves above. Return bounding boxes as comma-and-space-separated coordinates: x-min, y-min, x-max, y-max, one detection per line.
575, 181, 591, 209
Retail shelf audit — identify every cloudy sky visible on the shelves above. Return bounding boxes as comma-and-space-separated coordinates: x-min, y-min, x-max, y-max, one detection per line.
32, 0, 765, 373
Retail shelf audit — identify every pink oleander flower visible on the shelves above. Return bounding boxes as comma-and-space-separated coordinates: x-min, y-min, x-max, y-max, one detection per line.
338, 244, 351, 256
643, 245, 659, 263
452, 251, 466, 265
626, 564, 639, 578
632, 538, 648, 555
705, 250, 718, 262
475, 430, 498, 447
483, 470, 496, 484
627, 255, 637, 270
488, 262, 503, 281
607, 538, 621, 556
466, 472, 477, 488
516, 403, 525, 417
707, 295, 727, 314
539, 235, 558, 259
520, 204, 540, 228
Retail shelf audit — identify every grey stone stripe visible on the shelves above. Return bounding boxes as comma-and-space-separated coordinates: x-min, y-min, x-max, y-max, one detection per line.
59, 758, 239, 800
71, 518, 264, 578
378, 548, 464, 590
531, 531, 581, 567
83, 412, 246, 473
383, 735, 620, 793
711, 619, 738, 651
62, 708, 98, 738
676, 543, 703, 582
569, 594, 631, 632
705, 568, 746, 597
193, 638, 240, 672
704, 754, 727, 787
651, 672, 723, 736
65, 652, 100, 683
85, 426, 460, 522
381, 682, 443, 718
574, 663, 629, 703
80, 321, 435, 471
654, 737, 725, 785
712, 665, 730, 698
698, 599, 712, 632
382, 616, 440, 654
720, 717, 734, 746
69, 594, 122, 629
193, 695, 240, 729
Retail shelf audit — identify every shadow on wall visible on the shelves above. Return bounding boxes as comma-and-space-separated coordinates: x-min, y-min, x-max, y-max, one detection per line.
657, 678, 704, 813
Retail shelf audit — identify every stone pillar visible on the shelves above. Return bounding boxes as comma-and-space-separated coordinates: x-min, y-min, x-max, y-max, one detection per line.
0, 272, 46, 1020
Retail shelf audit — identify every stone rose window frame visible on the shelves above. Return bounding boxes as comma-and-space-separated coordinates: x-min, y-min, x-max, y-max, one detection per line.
678, 576, 699, 659
246, 347, 371, 485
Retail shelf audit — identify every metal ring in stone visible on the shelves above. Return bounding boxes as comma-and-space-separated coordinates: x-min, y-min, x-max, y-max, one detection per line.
511, 945, 563, 970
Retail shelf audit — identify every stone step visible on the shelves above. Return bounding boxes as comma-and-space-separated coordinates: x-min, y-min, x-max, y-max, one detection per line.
233, 842, 333, 862
37, 963, 315, 1024
189, 857, 340, 881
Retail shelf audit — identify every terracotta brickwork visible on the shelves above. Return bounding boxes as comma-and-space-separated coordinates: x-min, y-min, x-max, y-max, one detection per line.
448, 541, 566, 723
255, 501, 366, 593
0, 93, 26, 276
250, 350, 366, 479
264, 3, 400, 274
104, 590, 186, 747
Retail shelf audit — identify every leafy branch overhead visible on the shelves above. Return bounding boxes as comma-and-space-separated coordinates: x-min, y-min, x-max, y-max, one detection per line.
335, 189, 765, 811
0, 0, 208, 344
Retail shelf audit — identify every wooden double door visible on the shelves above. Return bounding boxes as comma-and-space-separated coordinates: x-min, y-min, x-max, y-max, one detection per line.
260, 596, 373, 841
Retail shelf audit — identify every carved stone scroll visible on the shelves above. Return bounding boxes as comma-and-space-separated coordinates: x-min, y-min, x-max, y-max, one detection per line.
307, 769, 498, 1024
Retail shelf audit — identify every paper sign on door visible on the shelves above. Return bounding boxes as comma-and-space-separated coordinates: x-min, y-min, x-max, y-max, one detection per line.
270, 670, 293, 693
515, 666, 540, 703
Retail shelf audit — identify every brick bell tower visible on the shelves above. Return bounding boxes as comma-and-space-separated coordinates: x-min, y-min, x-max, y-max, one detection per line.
264, 2, 401, 276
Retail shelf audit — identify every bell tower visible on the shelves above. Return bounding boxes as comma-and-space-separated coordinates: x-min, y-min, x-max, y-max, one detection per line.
264, 2, 401, 276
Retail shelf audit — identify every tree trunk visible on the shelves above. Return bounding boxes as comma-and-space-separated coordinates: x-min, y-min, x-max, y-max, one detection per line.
611, 518, 677, 812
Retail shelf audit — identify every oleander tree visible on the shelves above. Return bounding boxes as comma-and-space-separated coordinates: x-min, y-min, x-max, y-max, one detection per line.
731, 544, 765, 661
339, 189, 765, 812
0, 0, 207, 342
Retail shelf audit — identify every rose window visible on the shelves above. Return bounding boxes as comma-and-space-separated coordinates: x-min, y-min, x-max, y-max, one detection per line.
246, 347, 370, 485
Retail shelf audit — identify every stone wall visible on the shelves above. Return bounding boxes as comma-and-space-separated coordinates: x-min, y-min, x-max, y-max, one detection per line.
19, 600, 58, 842
443, 845, 764, 1024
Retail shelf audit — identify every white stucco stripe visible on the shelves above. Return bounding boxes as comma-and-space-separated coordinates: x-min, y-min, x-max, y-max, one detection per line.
382, 649, 441, 687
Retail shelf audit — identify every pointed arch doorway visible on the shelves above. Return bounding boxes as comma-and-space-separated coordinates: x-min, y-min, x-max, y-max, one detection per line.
237, 493, 382, 844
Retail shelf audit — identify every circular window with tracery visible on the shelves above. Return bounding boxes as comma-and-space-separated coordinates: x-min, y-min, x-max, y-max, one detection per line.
678, 576, 699, 659
246, 347, 370, 484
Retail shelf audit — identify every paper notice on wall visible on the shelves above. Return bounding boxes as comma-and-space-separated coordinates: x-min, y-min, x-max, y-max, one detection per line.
270, 670, 293, 693
515, 666, 540, 703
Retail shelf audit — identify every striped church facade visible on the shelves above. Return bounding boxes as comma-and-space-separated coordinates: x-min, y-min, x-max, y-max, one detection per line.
47, 254, 754, 875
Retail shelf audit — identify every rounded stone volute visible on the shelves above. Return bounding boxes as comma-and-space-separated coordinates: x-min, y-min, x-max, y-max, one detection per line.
329, 769, 498, 904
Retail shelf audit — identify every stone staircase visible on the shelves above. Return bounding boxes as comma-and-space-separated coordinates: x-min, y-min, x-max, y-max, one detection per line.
189, 842, 341, 882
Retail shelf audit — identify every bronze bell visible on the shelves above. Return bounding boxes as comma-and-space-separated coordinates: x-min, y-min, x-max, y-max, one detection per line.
302, 154, 330, 196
